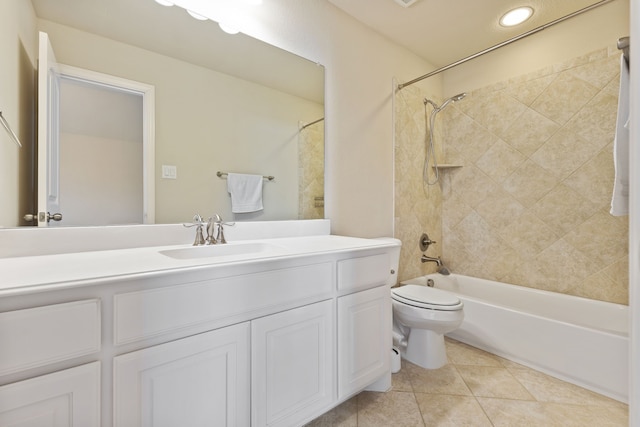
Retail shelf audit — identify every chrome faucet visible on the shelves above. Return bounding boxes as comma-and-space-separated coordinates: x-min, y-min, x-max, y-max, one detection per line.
203, 214, 234, 244
183, 214, 206, 246
205, 216, 217, 245
420, 255, 451, 275
420, 254, 443, 266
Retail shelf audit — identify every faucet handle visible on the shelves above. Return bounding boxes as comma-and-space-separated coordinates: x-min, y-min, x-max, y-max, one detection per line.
419, 233, 437, 251
213, 214, 235, 244
193, 224, 206, 246
213, 214, 235, 227
183, 214, 206, 246
183, 214, 205, 227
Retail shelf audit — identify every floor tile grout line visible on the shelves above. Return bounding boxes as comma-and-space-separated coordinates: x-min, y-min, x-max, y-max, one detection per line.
409, 388, 428, 427
449, 363, 498, 426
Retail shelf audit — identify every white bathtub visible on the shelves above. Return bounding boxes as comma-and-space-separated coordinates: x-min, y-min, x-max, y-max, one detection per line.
402, 274, 629, 403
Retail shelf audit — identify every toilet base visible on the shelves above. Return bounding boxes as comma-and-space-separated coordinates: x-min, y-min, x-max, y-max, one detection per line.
402, 328, 447, 370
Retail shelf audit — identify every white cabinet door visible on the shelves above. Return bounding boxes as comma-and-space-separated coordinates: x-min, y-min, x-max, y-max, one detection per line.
114, 322, 250, 427
337, 285, 391, 399
0, 362, 100, 427
252, 300, 335, 427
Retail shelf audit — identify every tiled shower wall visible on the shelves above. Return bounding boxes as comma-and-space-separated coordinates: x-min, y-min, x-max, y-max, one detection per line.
394, 84, 445, 281
395, 46, 629, 305
299, 121, 325, 219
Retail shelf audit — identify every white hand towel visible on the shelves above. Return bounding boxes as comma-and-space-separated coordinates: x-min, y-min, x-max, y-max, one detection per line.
227, 173, 264, 213
610, 55, 630, 216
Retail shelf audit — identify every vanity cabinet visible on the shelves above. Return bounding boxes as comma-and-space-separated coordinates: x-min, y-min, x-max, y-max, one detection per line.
0, 233, 399, 427
114, 322, 251, 427
252, 300, 335, 427
336, 253, 392, 399
337, 285, 391, 399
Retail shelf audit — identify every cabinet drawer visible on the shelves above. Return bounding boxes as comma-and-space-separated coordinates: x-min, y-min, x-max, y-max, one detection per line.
337, 253, 390, 292
0, 300, 101, 376
114, 262, 333, 346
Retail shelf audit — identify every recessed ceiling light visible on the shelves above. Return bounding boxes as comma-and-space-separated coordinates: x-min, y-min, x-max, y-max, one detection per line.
499, 6, 534, 27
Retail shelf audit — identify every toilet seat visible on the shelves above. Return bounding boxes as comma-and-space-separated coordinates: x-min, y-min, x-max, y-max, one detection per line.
391, 285, 462, 311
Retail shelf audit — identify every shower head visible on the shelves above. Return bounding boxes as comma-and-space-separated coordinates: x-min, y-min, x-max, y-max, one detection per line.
423, 92, 466, 113
438, 92, 467, 111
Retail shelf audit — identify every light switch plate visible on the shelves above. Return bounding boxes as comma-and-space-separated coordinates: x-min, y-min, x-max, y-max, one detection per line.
162, 165, 177, 179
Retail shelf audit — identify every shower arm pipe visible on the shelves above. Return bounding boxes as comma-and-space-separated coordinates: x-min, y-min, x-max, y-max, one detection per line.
299, 117, 324, 130
397, 0, 615, 90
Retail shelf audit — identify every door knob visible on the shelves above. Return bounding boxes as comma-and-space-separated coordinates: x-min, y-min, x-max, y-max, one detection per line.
23, 213, 37, 222
35, 212, 63, 222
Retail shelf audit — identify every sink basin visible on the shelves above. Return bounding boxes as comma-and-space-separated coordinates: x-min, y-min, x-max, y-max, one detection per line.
159, 242, 283, 260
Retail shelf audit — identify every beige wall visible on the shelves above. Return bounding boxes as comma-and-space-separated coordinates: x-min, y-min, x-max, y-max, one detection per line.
0, 0, 37, 227
238, 0, 438, 237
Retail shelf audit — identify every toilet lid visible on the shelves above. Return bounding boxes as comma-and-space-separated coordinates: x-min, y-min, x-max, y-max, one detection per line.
391, 285, 462, 311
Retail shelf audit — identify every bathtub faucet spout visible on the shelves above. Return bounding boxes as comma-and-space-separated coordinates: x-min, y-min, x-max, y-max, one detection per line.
421, 254, 443, 266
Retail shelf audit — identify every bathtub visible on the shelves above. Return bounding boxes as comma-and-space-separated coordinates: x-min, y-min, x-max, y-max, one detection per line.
402, 274, 629, 403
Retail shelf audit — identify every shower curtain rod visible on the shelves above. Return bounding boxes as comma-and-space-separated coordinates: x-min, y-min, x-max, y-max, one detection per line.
618, 36, 630, 65
300, 117, 324, 130
397, 0, 616, 90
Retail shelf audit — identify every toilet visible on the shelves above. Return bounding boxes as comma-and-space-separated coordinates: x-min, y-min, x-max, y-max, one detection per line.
391, 284, 464, 369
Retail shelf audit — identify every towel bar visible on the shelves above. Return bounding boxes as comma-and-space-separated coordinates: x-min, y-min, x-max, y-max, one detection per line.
217, 171, 274, 181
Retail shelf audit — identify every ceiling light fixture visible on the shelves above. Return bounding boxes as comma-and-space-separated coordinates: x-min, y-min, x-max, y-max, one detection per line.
499, 6, 534, 27
219, 22, 240, 34
186, 9, 208, 20
152, 0, 264, 35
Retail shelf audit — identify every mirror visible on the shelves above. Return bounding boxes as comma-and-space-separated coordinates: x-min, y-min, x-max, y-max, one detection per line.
24, 0, 324, 227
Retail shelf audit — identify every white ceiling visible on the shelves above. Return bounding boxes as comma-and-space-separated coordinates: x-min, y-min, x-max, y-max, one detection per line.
327, 0, 608, 67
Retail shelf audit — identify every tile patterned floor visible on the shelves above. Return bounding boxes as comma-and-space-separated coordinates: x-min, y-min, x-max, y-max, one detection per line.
307, 338, 628, 426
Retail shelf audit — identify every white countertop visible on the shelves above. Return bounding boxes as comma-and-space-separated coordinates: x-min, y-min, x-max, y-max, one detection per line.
0, 235, 400, 296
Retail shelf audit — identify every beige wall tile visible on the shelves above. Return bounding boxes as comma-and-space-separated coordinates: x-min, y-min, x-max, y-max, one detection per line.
531, 73, 599, 125
394, 47, 628, 304
502, 108, 560, 157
